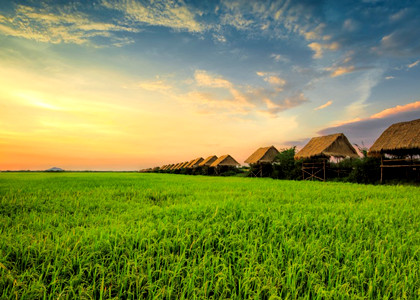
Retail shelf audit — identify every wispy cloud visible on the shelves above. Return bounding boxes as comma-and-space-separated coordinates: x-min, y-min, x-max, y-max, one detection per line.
137, 79, 172, 91
257, 72, 286, 90
270, 53, 289, 63
318, 101, 420, 146
407, 60, 420, 68
0, 5, 137, 46
259, 92, 308, 117
314, 100, 333, 110
370, 101, 420, 119
102, 0, 205, 33
385, 76, 395, 80
331, 100, 420, 128
308, 42, 340, 59
329, 65, 356, 77
194, 70, 233, 89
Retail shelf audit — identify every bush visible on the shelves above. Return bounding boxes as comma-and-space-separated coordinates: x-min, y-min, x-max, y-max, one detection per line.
347, 157, 381, 184
273, 147, 302, 180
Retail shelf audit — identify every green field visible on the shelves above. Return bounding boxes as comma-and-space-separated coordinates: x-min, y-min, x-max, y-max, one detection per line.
0, 173, 419, 299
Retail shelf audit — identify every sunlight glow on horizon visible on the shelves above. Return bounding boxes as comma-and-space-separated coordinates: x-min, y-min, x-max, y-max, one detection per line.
1, 1, 419, 170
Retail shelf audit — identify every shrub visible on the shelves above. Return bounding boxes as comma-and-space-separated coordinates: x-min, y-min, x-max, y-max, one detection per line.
273, 147, 302, 180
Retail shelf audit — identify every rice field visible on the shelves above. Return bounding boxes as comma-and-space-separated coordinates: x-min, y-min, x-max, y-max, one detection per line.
0, 172, 419, 299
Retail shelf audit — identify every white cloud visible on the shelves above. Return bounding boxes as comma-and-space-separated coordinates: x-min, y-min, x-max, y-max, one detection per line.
102, 0, 205, 33
370, 101, 420, 119
342, 19, 359, 32
385, 76, 395, 80
0, 5, 137, 45
308, 42, 340, 59
194, 70, 233, 89
256, 72, 286, 91
137, 80, 172, 91
407, 60, 420, 68
260, 92, 308, 117
314, 100, 333, 110
328, 65, 356, 77
264, 76, 286, 86
270, 53, 289, 63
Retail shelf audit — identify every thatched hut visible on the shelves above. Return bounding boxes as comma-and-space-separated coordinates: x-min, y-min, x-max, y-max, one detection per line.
199, 155, 218, 167
175, 162, 188, 170
210, 155, 240, 167
368, 118, 420, 182
187, 157, 204, 168
368, 118, 420, 156
245, 146, 279, 177
295, 133, 358, 160
295, 133, 358, 181
185, 159, 196, 169
209, 155, 240, 175
172, 163, 182, 170
245, 146, 279, 164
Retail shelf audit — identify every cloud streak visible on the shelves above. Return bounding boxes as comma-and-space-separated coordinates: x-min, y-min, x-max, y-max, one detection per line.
314, 100, 333, 110
318, 101, 420, 146
0, 5, 138, 46
102, 0, 205, 33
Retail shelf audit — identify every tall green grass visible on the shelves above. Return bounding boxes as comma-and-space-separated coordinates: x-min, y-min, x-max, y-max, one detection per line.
0, 173, 419, 299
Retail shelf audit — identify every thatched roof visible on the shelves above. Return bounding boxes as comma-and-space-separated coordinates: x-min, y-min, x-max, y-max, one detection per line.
294, 133, 359, 160
179, 161, 190, 169
210, 155, 240, 167
175, 162, 186, 170
167, 164, 175, 170
187, 157, 204, 168
199, 155, 218, 167
245, 146, 279, 164
172, 163, 182, 170
368, 118, 420, 156
185, 159, 196, 168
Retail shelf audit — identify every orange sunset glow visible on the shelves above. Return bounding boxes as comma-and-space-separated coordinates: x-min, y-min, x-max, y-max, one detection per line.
1, 1, 420, 170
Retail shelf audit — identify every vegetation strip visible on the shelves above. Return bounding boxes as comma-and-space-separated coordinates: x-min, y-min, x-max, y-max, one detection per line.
0, 173, 419, 298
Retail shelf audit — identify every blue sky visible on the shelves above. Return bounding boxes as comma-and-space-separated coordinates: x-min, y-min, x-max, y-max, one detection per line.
0, 0, 419, 169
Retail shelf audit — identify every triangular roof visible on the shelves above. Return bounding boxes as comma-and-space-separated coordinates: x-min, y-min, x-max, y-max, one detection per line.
244, 146, 279, 164
172, 163, 182, 170
210, 154, 240, 167
187, 157, 204, 168
185, 159, 196, 168
199, 155, 218, 166
369, 118, 420, 156
294, 133, 359, 160
175, 162, 184, 170
178, 161, 189, 169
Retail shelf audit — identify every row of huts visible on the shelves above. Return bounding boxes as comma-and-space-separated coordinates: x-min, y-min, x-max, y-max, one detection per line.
159, 154, 240, 171
147, 118, 420, 182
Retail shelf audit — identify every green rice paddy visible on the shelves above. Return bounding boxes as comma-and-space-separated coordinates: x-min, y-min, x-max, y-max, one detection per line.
0, 173, 419, 299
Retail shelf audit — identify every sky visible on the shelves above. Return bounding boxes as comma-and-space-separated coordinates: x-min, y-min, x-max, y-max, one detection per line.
0, 0, 419, 170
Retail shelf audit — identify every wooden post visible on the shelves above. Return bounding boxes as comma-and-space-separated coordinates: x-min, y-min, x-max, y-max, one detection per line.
323, 159, 326, 181
380, 156, 383, 184
311, 164, 314, 181
302, 162, 304, 180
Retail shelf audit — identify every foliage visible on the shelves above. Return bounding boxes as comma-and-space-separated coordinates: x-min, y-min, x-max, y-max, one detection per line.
272, 147, 302, 180
347, 157, 381, 184
1, 173, 419, 299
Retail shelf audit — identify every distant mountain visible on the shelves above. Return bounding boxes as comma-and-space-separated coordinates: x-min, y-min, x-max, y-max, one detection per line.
45, 167, 64, 172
